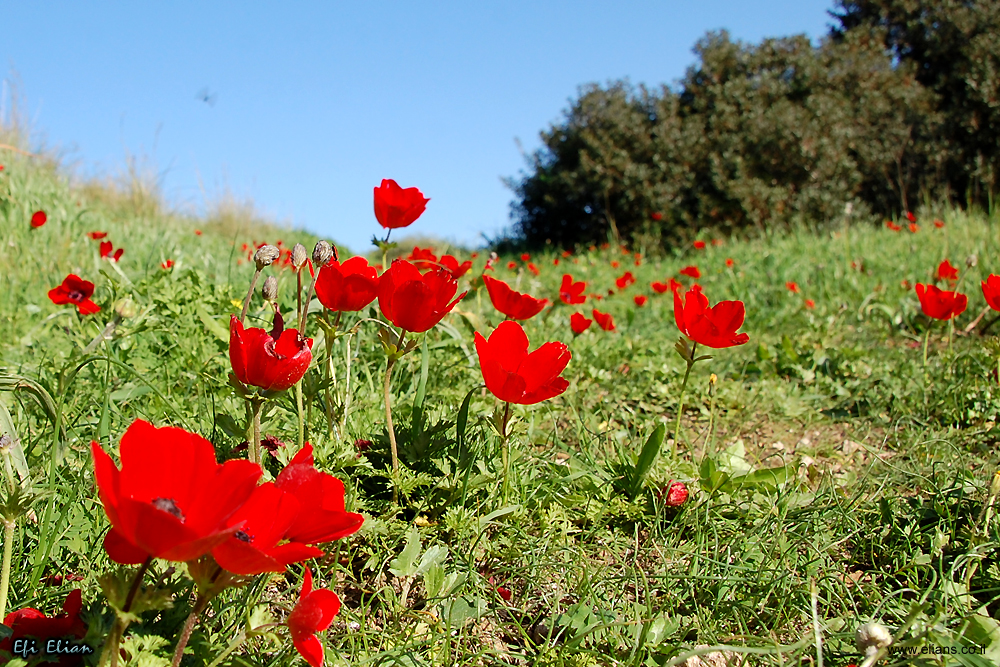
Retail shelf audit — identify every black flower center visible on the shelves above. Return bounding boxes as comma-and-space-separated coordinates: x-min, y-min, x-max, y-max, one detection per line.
234, 530, 253, 543
67, 290, 84, 302
151, 497, 185, 522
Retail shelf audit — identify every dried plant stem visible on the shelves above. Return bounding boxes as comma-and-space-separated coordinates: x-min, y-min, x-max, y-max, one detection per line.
171, 594, 210, 667
239, 269, 262, 324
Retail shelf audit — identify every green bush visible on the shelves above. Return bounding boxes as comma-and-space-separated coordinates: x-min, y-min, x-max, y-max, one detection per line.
507, 0, 997, 250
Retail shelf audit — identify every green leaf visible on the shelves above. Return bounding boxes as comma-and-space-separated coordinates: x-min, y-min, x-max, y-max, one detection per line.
389, 527, 422, 577
627, 423, 665, 500
0, 397, 27, 480
196, 306, 229, 342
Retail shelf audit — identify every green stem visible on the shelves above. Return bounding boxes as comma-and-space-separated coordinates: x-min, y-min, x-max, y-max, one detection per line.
706, 376, 718, 458
340, 329, 352, 437
0, 520, 14, 620
250, 398, 264, 465
295, 381, 305, 450
206, 630, 247, 667
239, 269, 262, 325
672, 344, 697, 458
101, 557, 152, 667
922, 326, 931, 367
323, 312, 339, 440
500, 402, 512, 502
384, 330, 405, 503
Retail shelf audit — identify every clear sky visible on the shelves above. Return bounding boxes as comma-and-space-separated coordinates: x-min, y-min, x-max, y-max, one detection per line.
2, 1, 836, 252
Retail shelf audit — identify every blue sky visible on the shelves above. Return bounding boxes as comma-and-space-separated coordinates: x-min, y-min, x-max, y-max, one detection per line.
2, 1, 835, 252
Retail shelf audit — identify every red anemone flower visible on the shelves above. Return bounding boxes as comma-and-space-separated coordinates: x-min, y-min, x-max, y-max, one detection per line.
506, 261, 517, 270
439, 255, 472, 279
483, 275, 548, 320
693, 240, 706, 250
160, 259, 174, 270
30, 210, 46, 227
805, 299, 816, 309
374, 179, 429, 229
229, 316, 314, 392
99, 241, 123, 262
592, 309, 615, 331
915, 283, 967, 320
885, 221, 902, 232
726, 258, 735, 267
474, 320, 571, 405
615, 271, 636, 290
288, 569, 341, 667
527, 262, 540, 276
680, 266, 701, 279
786, 282, 799, 293
934, 219, 945, 228
378, 260, 466, 333
314, 257, 379, 312
0, 589, 87, 662
274, 444, 364, 544
560, 274, 587, 305
610, 260, 620, 269
936, 259, 959, 282
48, 274, 100, 315
651, 281, 669, 294
673, 286, 750, 348
91, 419, 261, 564
651, 212, 663, 221
908, 223, 919, 233
906, 211, 917, 223
633, 295, 648, 307
87, 231, 107, 240
570, 312, 592, 334
212, 483, 322, 575
406, 246, 438, 270
520, 253, 531, 261
982, 275, 1000, 311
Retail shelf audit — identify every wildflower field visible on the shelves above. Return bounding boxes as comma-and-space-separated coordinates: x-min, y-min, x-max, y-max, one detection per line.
3, 149, 1000, 667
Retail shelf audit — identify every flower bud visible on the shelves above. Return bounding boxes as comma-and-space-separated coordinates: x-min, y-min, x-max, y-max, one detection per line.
253, 244, 281, 270
967, 254, 978, 268
0, 434, 11, 454
114, 298, 139, 319
291, 243, 308, 269
856, 621, 892, 657
262, 276, 278, 302
709, 373, 717, 386
312, 241, 335, 267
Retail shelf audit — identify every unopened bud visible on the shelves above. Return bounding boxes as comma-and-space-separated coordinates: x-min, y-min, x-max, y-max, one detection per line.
967, 254, 978, 268
114, 298, 139, 319
262, 276, 278, 302
856, 622, 892, 658
253, 244, 281, 270
312, 240, 335, 267
0, 434, 11, 453
291, 243, 308, 269
709, 373, 717, 386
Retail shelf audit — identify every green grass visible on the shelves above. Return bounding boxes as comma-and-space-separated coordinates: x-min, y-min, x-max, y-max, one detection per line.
3, 143, 1000, 667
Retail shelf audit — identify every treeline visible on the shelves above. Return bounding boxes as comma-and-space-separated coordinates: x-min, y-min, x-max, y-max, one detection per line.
505, 0, 1000, 249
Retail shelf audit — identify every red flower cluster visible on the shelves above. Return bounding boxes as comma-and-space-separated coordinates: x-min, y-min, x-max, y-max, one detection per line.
92, 421, 363, 575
